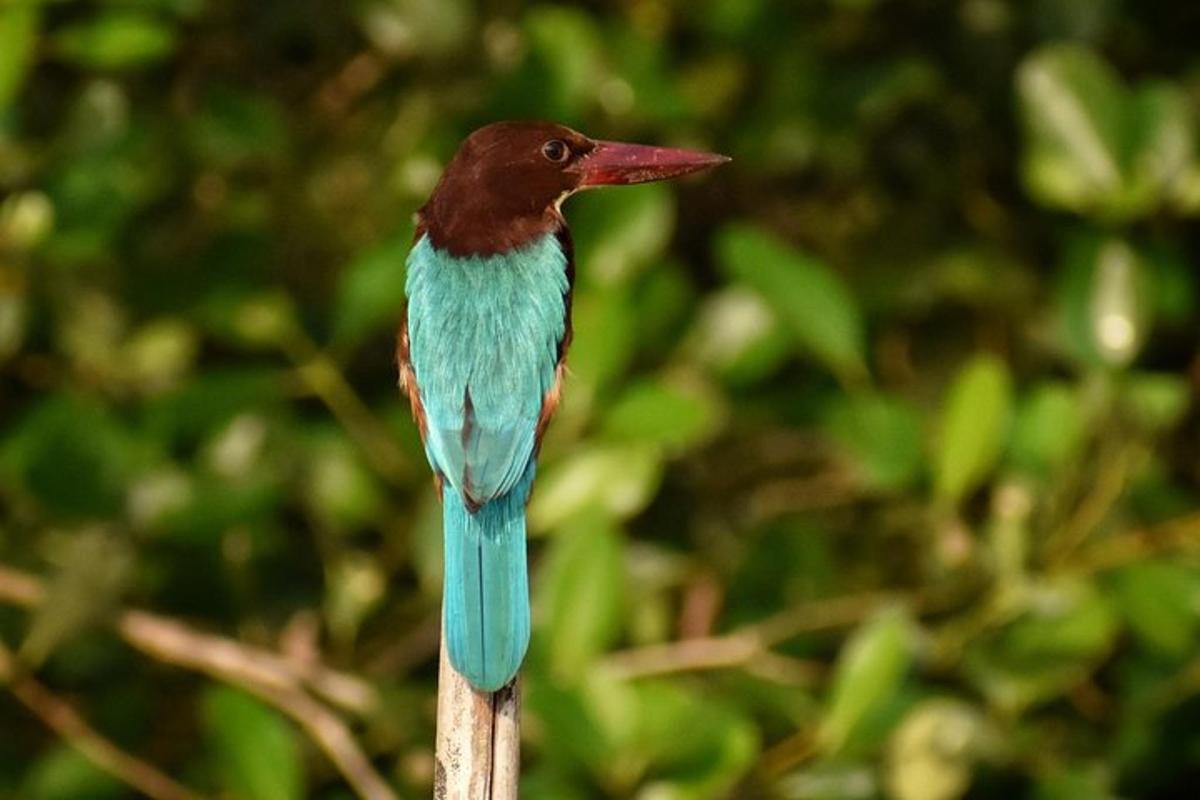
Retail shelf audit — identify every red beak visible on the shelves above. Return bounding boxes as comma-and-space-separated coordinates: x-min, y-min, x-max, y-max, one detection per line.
568, 140, 730, 187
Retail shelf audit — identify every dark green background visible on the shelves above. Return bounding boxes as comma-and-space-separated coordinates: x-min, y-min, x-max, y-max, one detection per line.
0, 1, 1198, 798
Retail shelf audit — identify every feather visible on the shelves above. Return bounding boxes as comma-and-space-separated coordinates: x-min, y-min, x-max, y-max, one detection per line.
403, 232, 569, 689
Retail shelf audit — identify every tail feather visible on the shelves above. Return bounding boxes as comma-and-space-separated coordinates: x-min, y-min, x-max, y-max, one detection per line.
442, 465, 533, 691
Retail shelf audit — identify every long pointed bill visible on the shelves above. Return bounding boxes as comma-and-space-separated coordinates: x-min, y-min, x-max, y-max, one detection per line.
568, 140, 730, 187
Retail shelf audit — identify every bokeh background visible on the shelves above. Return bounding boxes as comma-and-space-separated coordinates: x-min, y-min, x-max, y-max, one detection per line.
1, 1, 1199, 798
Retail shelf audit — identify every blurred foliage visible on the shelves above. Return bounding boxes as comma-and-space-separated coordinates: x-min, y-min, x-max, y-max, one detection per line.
0, 0, 1199, 798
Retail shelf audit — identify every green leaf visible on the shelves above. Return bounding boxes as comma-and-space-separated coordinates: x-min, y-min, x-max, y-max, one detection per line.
571, 183, 675, 287
824, 392, 923, 491
1126, 83, 1197, 214
820, 609, 913, 753
683, 286, 790, 386
0, 2, 38, 114
53, 13, 177, 70
716, 223, 866, 382
203, 686, 303, 800
567, 287, 638, 396
1010, 381, 1088, 475
20, 530, 133, 668
1017, 44, 1126, 216
524, 674, 612, 773
357, 0, 472, 59
523, 6, 602, 118
146, 368, 284, 448
527, 443, 663, 532
601, 377, 724, 451
618, 680, 759, 799
1017, 44, 1198, 220
1110, 561, 1199, 658
303, 430, 384, 529
1057, 235, 1152, 368
1122, 372, 1190, 433
332, 227, 414, 347
965, 578, 1117, 714
538, 510, 626, 679
23, 745, 124, 800
0, 394, 144, 517
933, 354, 1012, 504
187, 86, 290, 169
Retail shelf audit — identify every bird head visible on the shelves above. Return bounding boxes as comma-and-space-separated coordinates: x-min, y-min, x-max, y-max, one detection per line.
419, 121, 729, 257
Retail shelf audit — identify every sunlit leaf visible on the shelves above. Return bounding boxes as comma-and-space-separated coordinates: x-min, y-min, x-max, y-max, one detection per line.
1017, 44, 1126, 215
886, 699, 986, 800
683, 286, 790, 385
820, 609, 914, 753
1126, 83, 1197, 214
933, 355, 1012, 505
1010, 381, 1088, 475
538, 510, 625, 679
716, 223, 866, 383
0, 2, 38, 113
528, 443, 663, 532
601, 376, 724, 452
53, 13, 177, 70
1018, 44, 1198, 220
1057, 235, 1153, 367
358, 0, 472, 59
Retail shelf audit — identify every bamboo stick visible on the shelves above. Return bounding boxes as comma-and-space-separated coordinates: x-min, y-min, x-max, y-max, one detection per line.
434, 627, 520, 800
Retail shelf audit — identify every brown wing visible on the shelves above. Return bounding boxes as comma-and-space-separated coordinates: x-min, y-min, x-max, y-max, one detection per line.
397, 219, 435, 490
396, 307, 426, 439
534, 224, 575, 452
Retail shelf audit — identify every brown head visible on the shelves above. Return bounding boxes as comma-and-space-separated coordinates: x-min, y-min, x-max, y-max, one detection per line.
419, 121, 729, 257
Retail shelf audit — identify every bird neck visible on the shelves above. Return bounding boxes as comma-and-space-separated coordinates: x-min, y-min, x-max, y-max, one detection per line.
420, 184, 565, 258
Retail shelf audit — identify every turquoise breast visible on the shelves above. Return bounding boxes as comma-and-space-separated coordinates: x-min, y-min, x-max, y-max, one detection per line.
405, 232, 569, 503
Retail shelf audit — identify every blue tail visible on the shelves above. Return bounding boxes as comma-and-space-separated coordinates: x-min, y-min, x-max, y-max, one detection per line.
442, 465, 533, 692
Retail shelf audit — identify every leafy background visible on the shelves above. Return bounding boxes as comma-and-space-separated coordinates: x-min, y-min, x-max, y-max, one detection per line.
1, 1, 1198, 798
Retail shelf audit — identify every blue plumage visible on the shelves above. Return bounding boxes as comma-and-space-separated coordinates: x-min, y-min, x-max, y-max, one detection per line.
405, 232, 568, 690
398, 121, 725, 692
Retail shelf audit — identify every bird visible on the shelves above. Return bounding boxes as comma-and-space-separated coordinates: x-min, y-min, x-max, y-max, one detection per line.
397, 121, 728, 691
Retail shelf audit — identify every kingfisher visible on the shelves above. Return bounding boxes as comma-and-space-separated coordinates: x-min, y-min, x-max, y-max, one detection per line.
397, 121, 728, 691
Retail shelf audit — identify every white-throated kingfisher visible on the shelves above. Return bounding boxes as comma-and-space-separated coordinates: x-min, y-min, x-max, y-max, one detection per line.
397, 121, 728, 691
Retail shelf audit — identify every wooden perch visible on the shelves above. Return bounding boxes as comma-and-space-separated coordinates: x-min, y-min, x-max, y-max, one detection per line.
434, 626, 520, 800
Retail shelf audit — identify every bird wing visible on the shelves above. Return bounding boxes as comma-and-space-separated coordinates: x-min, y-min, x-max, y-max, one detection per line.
401, 227, 572, 508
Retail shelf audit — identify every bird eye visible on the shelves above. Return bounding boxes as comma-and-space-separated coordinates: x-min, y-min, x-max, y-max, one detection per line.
541, 139, 569, 163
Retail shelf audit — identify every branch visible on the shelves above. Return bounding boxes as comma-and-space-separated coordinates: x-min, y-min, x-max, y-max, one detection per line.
0, 563, 396, 800
601, 590, 919, 680
435, 627, 520, 800
0, 564, 378, 717
0, 644, 207, 800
